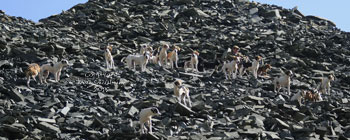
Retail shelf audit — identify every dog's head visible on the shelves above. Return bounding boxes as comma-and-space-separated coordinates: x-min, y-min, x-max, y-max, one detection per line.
151, 107, 161, 115
255, 56, 262, 61
193, 51, 199, 57
232, 56, 240, 63
163, 44, 169, 50
106, 45, 113, 52
328, 75, 335, 81
285, 70, 293, 77
61, 59, 73, 66
174, 46, 181, 51
147, 46, 153, 52
174, 80, 182, 87
265, 64, 272, 69
233, 45, 240, 53
141, 44, 147, 49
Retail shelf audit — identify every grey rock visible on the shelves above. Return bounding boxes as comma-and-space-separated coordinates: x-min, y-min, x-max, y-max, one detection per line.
38, 122, 61, 133
175, 102, 195, 116
249, 8, 259, 15
0, 86, 24, 102
0, 60, 12, 68
127, 106, 139, 117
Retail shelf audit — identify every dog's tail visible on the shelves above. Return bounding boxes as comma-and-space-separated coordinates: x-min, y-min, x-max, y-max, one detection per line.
120, 56, 127, 63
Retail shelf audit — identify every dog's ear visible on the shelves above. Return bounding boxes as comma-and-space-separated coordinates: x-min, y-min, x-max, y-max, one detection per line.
61, 60, 68, 64
174, 80, 181, 86
194, 51, 199, 56
286, 70, 293, 76
328, 75, 334, 80
151, 107, 160, 114
255, 56, 261, 60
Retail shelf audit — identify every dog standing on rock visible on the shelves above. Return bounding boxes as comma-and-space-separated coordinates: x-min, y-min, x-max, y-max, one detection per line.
318, 75, 334, 95
158, 44, 169, 67
273, 70, 293, 95
122, 53, 150, 72
40, 60, 72, 84
167, 46, 180, 69
174, 80, 192, 107
184, 51, 199, 72
104, 45, 115, 70
25, 63, 41, 87
221, 56, 240, 79
239, 56, 262, 79
304, 90, 322, 102
139, 107, 161, 134
257, 64, 272, 76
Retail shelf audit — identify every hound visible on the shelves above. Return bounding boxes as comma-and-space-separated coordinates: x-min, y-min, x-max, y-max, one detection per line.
221, 56, 240, 79
318, 75, 334, 95
257, 64, 272, 76
167, 46, 180, 69
273, 70, 293, 95
122, 53, 150, 72
158, 44, 169, 67
139, 107, 161, 134
173, 80, 192, 107
290, 90, 305, 105
25, 63, 41, 87
104, 45, 115, 69
184, 51, 199, 72
304, 90, 322, 102
40, 59, 72, 83
239, 56, 262, 79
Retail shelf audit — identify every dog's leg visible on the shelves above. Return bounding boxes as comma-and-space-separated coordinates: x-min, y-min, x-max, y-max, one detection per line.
169, 59, 173, 69
111, 59, 115, 69
165, 57, 168, 68
39, 71, 43, 84
239, 67, 244, 77
57, 70, 62, 82
223, 66, 228, 79
44, 72, 49, 83
187, 91, 192, 107
253, 68, 257, 79
141, 122, 145, 134
142, 60, 147, 72
273, 80, 277, 93
175, 58, 178, 68
148, 119, 152, 133
133, 60, 136, 71
233, 66, 238, 79
287, 83, 291, 95
27, 76, 31, 87
32, 75, 37, 83
327, 83, 331, 95
106, 60, 109, 69
106, 56, 110, 69
53, 72, 58, 82
182, 94, 187, 106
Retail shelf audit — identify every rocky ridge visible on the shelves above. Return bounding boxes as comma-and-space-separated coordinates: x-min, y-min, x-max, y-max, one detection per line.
0, 0, 350, 139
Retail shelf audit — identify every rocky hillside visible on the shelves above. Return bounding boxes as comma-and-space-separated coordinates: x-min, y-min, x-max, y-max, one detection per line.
0, 0, 350, 139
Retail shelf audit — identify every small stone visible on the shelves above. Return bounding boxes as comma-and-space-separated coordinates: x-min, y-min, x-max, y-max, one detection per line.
175, 102, 195, 116
127, 106, 139, 117
38, 122, 61, 133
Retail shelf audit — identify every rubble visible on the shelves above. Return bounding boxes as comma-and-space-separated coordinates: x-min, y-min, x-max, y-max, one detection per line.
0, 0, 349, 139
